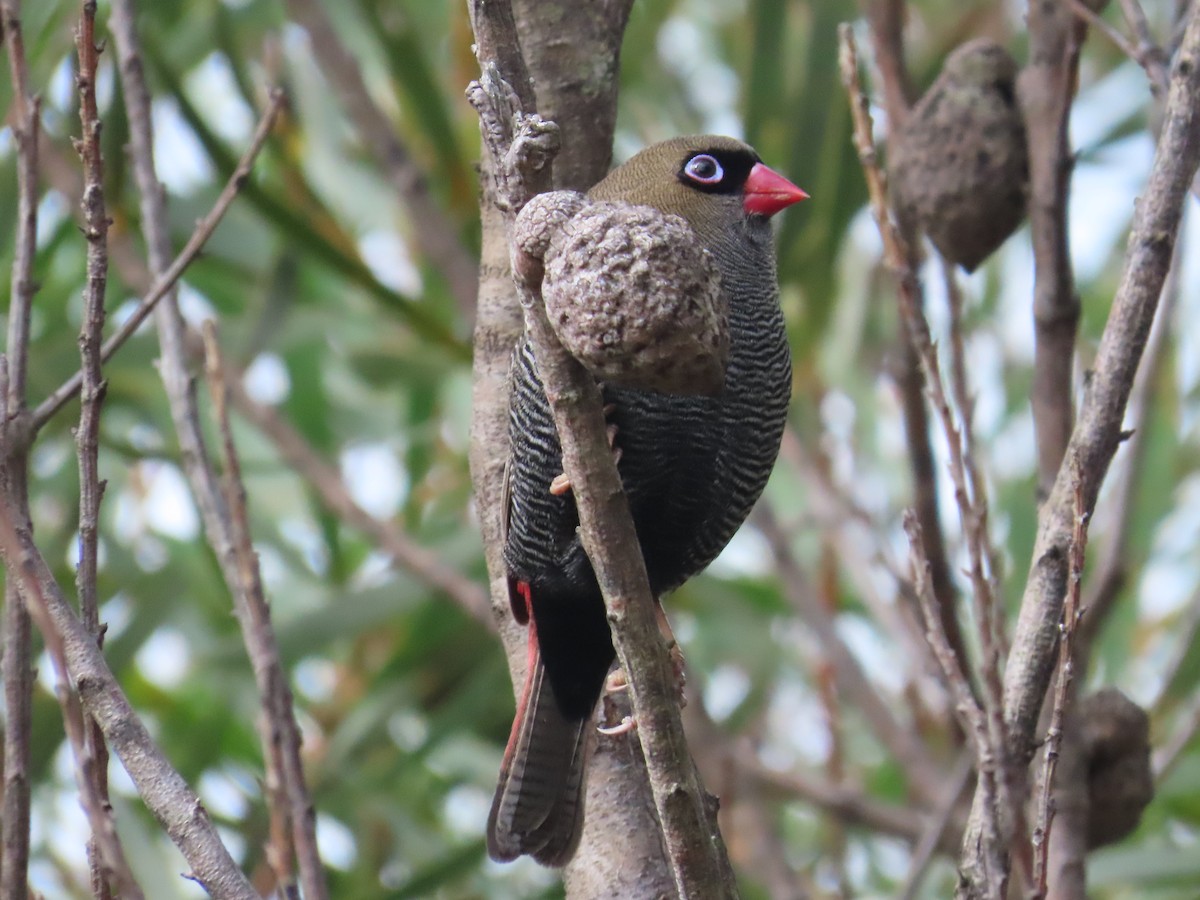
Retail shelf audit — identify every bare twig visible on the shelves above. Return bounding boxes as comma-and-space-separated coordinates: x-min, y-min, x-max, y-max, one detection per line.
1022, 0, 1087, 499
0, 502, 260, 898
72, 4, 128, 896
756, 504, 945, 802
1118, 0, 1172, 94
282, 0, 478, 319
742, 755, 933, 845
904, 514, 1005, 896
841, 31, 1019, 893
1154, 694, 1200, 783
1, 0, 40, 890
862, 2, 969, 682
202, 325, 327, 900
2, 511, 145, 900
1031, 466, 1089, 899
31, 89, 286, 432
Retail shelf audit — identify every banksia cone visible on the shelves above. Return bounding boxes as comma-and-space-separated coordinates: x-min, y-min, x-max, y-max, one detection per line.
1080, 689, 1154, 849
889, 39, 1029, 271
514, 193, 728, 396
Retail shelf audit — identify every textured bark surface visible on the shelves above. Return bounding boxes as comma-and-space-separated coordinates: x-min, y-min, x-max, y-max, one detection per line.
465, 3, 683, 897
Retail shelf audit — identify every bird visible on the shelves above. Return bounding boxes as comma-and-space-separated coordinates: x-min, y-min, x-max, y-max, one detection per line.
487, 135, 806, 866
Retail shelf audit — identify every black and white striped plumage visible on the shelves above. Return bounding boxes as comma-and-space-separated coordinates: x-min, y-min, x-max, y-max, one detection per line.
487, 136, 803, 866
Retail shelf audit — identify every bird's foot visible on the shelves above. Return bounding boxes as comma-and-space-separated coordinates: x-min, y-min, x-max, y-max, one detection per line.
604, 668, 629, 694
548, 405, 620, 495
597, 715, 636, 736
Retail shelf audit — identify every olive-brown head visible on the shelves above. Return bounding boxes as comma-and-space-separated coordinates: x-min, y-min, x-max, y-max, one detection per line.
587, 135, 807, 247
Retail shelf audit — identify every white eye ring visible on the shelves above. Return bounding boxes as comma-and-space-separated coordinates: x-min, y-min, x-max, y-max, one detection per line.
684, 154, 724, 185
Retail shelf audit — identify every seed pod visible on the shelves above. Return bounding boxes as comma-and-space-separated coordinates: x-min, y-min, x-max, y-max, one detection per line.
1080, 688, 1154, 849
539, 200, 728, 396
890, 39, 1029, 271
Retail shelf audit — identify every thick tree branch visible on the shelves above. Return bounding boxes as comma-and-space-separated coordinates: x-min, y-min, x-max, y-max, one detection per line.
1005, 0, 1200, 775
467, 7, 736, 891
467, 70, 737, 900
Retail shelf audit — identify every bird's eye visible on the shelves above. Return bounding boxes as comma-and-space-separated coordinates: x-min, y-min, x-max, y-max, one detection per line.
684, 154, 724, 185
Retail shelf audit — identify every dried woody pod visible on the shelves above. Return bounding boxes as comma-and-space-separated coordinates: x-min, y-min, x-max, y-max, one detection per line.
1080, 688, 1154, 850
514, 192, 728, 396
890, 39, 1029, 271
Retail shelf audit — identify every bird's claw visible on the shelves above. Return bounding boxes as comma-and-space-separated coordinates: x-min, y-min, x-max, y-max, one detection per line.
604, 669, 629, 694
597, 715, 636, 736
547, 404, 621, 495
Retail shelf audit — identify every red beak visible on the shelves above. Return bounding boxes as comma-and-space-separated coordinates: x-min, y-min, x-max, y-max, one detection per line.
743, 163, 808, 217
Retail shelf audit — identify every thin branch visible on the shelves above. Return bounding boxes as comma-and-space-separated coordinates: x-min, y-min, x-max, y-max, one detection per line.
282, 0, 478, 319
1154, 694, 1200, 783
841, 31, 1020, 893
904, 513, 1005, 897
0, 502, 259, 898
1118, 0, 1172, 94
741, 756, 934, 846
202, 325, 327, 900
862, 1, 969, 684
72, 4, 127, 897
1031, 466, 1089, 899
1, 0, 37, 409
1, 0, 40, 890
3, 514, 144, 899
1022, 0, 1087, 498
31, 90, 286, 432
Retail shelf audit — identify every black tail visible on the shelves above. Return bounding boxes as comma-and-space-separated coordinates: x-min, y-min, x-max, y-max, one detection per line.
487, 639, 591, 866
